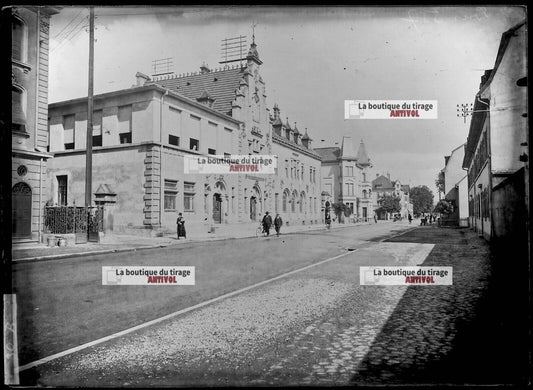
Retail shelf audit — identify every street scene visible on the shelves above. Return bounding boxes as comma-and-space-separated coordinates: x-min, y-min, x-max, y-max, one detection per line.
6, 5, 529, 387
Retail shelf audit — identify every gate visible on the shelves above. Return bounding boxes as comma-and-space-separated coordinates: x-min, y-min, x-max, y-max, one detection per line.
44, 206, 104, 243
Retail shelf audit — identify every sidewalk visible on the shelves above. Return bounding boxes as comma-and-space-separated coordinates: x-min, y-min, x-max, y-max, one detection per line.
12, 220, 378, 262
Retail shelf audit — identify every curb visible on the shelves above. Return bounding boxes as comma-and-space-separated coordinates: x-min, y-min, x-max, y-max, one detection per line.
12, 222, 381, 263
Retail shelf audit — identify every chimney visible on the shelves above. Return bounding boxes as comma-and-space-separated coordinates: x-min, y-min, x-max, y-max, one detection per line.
376, 173, 379, 178
135, 71, 150, 86
387, 172, 390, 180
200, 62, 211, 74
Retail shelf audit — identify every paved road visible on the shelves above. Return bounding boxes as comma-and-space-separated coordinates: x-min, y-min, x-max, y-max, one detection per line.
14, 221, 411, 367
15, 222, 507, 386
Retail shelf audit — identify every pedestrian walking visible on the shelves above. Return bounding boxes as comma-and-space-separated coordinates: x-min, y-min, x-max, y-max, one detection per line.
325, 213, 332, 229
262, 211, 273, 236
176, 213, 186, 239
274, 214, 283, 236
408, 213, 412, 224
374, 214, 378, 223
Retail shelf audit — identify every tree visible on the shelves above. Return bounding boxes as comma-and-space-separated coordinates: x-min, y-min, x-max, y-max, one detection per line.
410, 185, 434, 215
376, 194, 401, 215
435, 170, 445, 199
434, 199, 454, 215
331, 202, 348, 222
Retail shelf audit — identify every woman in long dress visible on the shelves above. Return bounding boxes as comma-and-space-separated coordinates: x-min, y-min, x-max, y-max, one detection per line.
177, 213, 186, 239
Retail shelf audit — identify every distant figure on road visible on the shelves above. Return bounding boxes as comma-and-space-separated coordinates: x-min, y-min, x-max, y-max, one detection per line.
408, 213, 412, 224
429, 214, 433, 224
262, 211, 273, 236
274, 214, 283, 236
374, 214, 378, 223
325, 213, 332, 229
177, 213, 186, 239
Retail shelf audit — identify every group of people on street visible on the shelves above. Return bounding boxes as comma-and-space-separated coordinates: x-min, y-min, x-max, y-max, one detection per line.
261, 211, 283, 236
420, 213, 437, 226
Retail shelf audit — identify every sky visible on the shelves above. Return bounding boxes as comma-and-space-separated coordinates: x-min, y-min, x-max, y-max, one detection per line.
48, 6, 526, 196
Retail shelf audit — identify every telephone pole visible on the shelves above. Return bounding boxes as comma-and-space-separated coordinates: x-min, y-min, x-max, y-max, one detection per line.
85, 7, 94, 208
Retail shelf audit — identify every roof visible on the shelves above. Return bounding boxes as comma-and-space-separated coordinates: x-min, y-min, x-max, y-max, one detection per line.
372, 175, 394, 190
340, 136, 357, 159
463, 21, 525, 168
315, 147, 341, 163
149, 65, 245, 116
479, 20, 526, 96
355, 139, 371, 166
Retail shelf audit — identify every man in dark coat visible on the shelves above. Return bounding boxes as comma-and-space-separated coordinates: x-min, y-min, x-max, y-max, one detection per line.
274, 214, 283, 236
262, 211, 273, 236
176, 213, 186, 239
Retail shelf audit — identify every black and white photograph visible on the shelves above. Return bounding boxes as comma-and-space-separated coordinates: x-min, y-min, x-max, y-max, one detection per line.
4, 4, 529, 387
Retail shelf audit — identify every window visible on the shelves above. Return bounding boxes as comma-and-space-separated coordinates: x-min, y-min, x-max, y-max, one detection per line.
285, 160, 289, 178
169, 134, 180, 146
164, 180, 178, 211
12, 86, 26, 132
362, 172, 366, 182
118, 105, 132, 143
92, 110, 102, 146
208, 148, 216, 155
12, 16, 26, 63
184, 182, 195, 211
119, 133, 132, 144
346, 183, 354, 196
63, 114, 75, 150
224, 152, 231, 158
275, 193, 279, 213
92, 135, 102, 147
346, 166, 354, 177
282, 191, 288, 212
190, 138, 199, 151
57, 175, 67, 206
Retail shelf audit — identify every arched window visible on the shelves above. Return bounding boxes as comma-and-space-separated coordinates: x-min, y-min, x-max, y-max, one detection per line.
12, 14, 27, 63
282, 190, 289, 213
362, 189, 367, 199
12, 85, 27, 132
299, 193, 305, 213
291, 191, 297, 213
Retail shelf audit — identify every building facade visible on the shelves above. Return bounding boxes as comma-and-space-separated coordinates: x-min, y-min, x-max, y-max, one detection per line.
371, 174, 412, 220
463, 21, 527, 242
442, 143, 468, 227
315, 137, 373, 221
46, 41, 322, 236
11, 6, 59, 242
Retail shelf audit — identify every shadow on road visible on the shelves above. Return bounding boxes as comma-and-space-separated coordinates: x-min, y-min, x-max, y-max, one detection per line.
350, 226, 529, 386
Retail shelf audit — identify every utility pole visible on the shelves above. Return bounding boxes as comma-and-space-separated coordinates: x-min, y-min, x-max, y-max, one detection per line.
85, 7, 94, 209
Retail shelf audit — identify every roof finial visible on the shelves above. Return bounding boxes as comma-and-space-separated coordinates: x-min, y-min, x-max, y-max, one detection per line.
252, 20, 257, 44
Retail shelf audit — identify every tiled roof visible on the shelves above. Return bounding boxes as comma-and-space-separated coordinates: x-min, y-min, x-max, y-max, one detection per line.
315, 147, 341, 163
372, 175, 393, 190
150, 66, 245, 116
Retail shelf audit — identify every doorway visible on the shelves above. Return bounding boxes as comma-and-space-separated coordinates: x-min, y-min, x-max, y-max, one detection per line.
250, 196, 257, 221
12, 182, 32, 238
213, 193, 222, 224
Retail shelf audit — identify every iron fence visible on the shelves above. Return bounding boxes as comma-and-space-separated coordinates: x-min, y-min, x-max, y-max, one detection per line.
44, 206, 104, 234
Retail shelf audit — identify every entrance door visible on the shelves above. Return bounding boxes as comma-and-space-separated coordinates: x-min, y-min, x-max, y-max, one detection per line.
362, 207, 367, 221
250, 197, 257, 221
12, 182, 32, 238
213, 194, 222, 224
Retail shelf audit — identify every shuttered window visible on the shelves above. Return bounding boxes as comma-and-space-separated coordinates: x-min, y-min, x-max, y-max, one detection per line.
12, 87, 26, 132
12, 16, 25, 62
